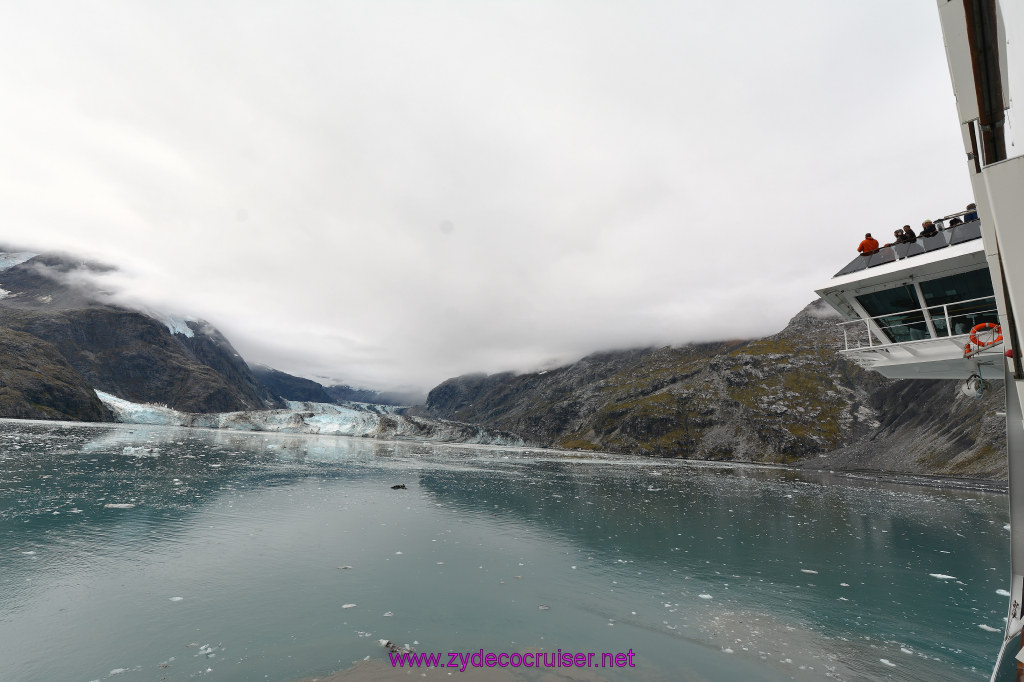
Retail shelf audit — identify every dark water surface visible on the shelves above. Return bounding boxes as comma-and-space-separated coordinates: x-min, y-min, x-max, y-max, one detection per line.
0, 420, 1010, 681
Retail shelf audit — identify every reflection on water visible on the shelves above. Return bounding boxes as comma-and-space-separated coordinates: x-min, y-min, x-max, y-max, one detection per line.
0, 419, 1010, 681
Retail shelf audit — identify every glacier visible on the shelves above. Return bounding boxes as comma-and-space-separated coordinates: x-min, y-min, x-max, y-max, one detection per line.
94, 391, 525, 446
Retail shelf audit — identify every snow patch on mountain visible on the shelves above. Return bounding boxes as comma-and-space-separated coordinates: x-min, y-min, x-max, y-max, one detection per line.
148, 313, 195, 337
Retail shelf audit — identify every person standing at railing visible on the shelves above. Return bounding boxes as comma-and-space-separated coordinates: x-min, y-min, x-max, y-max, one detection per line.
885, 229, 905, 247
965, 203, 979, 221
920, 220, 938, 237
902, 224, 917, 242
858, 233, 879, 255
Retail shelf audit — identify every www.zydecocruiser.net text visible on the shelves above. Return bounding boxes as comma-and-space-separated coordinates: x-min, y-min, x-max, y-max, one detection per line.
390, 649, 637, 672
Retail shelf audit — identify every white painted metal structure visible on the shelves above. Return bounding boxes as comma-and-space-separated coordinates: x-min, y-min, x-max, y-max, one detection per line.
817, 230, 1006, 379
820, 2, 1023, 677
934, 2, 1024, 679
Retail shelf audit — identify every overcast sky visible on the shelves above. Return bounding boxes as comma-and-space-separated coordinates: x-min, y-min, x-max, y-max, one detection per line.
0, 1, 999, 394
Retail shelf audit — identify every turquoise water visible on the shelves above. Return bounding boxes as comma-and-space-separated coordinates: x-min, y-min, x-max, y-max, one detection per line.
0, 419, 1010, 681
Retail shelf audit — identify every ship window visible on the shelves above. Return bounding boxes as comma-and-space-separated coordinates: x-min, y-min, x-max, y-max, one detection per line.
856, 285, 929, 343
918, 269, 994, 305
856, 285, 919, 317
920, 269, 998, 336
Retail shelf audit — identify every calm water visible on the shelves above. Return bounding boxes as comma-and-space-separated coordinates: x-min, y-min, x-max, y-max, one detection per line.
0, 419, 1011, 681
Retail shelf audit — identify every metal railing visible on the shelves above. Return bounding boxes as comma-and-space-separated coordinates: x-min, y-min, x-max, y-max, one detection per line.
834, 209, 981, 278
839, 295, 999, 350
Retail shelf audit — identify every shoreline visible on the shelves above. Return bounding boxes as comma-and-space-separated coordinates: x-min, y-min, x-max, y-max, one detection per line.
1, 416, 1008, 493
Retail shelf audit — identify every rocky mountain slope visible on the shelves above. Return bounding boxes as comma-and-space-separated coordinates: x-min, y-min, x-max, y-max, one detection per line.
415, 300, 1007, 479
248, 364, 414, 407
249, 364, 336, 404
0, 326, 110, 421
0, 251, 283, 417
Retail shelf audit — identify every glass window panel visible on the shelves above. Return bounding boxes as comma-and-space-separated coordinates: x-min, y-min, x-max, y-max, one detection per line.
867, 247, 896, 267
918, 269, 995, 306
835, 256, 869, 277
949, 221, 982, 244
919, 233, 949, 253
857, 285, 920, 317
875, 310, 930, 343
857, 285, 926, 343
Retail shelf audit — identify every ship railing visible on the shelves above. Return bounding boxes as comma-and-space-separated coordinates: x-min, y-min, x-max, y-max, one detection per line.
833, 209, 981, 278
838, 295, 999, 351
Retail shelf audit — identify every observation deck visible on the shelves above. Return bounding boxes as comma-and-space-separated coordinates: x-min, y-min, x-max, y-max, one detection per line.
817, 212, 1004, 380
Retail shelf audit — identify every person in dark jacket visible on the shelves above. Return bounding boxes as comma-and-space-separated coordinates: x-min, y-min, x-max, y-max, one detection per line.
920, 220, 938, 238
965, 203, 979, 221
902, 224, 917, 242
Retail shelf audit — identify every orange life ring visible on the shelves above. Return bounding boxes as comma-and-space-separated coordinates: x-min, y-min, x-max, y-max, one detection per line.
969, 322, 1002, 347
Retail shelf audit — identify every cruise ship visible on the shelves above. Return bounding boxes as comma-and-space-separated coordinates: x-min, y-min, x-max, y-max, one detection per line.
819, 2, 1024, 679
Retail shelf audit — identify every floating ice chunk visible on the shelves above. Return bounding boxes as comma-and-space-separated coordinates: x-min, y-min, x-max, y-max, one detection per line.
699, 594, 713, 600
998, 589, 1011, 597
383, 611, 393, 617
979, 624, 1000, 632
104, 503, 136, 509
169, 597, 184, 602
121, 446, 159, 457
395, 551, 403, 555
1006, 524, 1012, 531
110, 669, 127, 676
800, 569, 818, 574
21, 551, 35, 555
722, 647, 734, 654
929, 574, 957, 580
538, 605, 550, 610
900, 647, 913, 654
840, 583, 850, 587
342, 604, 357, 609
879, 659, 896, 667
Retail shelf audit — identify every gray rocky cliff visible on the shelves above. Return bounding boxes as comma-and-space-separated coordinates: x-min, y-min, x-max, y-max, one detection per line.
0, 327, 111, 421
415, 300, 1007, 479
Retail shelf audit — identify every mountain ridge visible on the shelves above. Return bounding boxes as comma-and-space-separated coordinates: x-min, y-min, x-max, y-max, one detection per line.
413, 300, 1006, 479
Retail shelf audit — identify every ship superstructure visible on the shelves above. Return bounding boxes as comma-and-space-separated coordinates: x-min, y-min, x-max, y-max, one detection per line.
817, 2, 1024, 678
817, 212, 1004, 381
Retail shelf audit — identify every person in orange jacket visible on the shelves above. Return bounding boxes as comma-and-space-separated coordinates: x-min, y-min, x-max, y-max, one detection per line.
857, 233, 880, 256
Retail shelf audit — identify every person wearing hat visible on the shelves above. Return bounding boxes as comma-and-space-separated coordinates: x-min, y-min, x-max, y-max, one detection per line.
920, 220, 938, 238
858, 233, 880, 255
